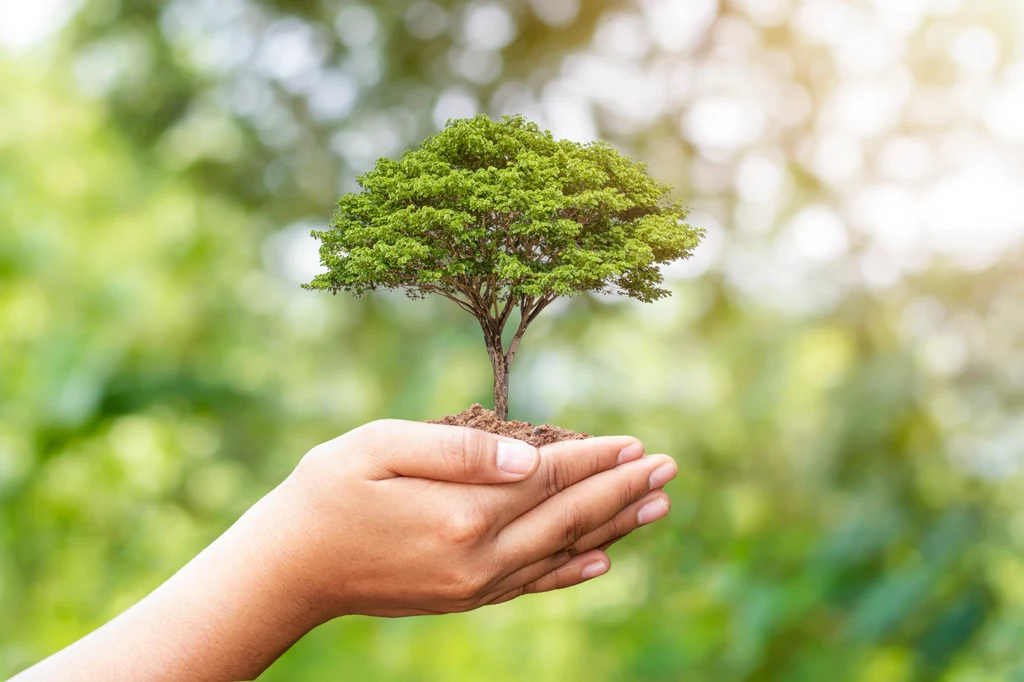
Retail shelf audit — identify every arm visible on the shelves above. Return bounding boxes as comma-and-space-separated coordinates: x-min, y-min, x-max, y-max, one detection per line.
10, 488, 322, 681
11, 420, 676, 681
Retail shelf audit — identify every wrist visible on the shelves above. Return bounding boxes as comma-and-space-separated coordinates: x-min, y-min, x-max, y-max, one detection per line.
14, 481, 336, 682
233, 480, 332, 632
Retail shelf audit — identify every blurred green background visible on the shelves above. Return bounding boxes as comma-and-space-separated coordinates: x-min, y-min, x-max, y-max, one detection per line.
3, 0, 1024, 679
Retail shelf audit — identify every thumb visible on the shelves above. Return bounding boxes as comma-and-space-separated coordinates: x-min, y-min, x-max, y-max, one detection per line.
354, 419, 541, 483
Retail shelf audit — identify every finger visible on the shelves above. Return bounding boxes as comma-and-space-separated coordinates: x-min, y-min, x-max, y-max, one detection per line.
574, 489, 670, 553
486, 435, 645, 525
497, 454, 677, 565
488, 550, 610, 606
490, 489, 670, 595
599, 536, 624, 552
591, 495, 667, 553
344, 419, 540, 483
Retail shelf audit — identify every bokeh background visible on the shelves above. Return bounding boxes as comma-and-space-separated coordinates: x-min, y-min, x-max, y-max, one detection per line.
3, 0, 1024, 679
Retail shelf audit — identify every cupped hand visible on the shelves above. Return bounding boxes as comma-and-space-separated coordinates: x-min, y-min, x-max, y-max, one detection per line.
267, 419, 677, 620
8, 418, 678, 682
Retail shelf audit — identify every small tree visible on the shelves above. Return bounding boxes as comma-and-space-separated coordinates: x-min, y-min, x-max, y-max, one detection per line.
304, 114, 702, 420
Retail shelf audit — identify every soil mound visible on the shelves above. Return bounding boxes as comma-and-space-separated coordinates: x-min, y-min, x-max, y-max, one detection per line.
428, 403, 589, 447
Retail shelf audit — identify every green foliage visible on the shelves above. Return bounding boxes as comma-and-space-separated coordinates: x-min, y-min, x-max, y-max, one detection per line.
305, 114, 701, 310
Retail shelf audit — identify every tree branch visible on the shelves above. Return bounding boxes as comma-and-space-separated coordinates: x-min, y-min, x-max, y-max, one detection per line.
420, 285, 478, 316
524, 294, 555, 327
433, 276, 486, 319
504, 295, 552, 365
496, 294, 519, 332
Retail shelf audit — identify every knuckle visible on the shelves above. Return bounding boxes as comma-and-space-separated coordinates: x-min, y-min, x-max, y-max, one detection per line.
560, 505, 589, 548
444, 566, 490, 605
351, 419, 390, 439
544, 462, 571, 499
308, 419, 401, 470
342, 419, 394, 456
549, 547, 575, 568
290, 441, 354, 508
442, 428, 476, 480
449, 597, 478, 613
590, 505, 639, 550
605, 513, 632, 544
295, 439, 342, 479
438, 507, 487, 547
505, 585, 528, 601
620, 476, 645, 510
298, 441, 330, 469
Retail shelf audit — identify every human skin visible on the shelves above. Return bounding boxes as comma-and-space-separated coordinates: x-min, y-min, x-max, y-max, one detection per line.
11, 420, 676, 682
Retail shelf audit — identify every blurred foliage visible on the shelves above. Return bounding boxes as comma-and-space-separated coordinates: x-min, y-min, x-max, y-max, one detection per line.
2, 0, 1024, 681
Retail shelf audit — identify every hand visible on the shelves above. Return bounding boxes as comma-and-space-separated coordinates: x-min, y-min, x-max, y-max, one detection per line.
269, 419, 677, 619
11, 419, 676, 682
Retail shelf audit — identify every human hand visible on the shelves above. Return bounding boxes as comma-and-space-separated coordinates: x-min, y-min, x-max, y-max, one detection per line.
264, 419, 677, 621
10, 419, 677, 682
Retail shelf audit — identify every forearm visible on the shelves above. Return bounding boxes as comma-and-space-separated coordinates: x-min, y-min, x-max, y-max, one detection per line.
12, 484, 320, 682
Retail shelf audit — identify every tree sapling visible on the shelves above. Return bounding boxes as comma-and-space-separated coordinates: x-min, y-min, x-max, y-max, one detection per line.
304, 114, 702, 421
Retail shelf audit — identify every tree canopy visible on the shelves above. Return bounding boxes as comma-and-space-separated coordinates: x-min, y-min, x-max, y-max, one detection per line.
306, 114, 700, 308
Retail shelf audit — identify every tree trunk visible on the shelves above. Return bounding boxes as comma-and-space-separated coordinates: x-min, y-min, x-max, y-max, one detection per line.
483, 325, 510, 421
492, 355, 509, 422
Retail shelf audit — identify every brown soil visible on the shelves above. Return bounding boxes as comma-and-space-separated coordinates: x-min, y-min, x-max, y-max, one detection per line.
428, 403, 590, 447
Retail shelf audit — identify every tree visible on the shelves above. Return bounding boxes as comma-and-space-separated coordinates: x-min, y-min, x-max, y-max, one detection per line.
304, 114, 702, 420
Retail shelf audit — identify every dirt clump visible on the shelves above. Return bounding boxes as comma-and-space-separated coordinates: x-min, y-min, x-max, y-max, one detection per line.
428, 403, 589, 447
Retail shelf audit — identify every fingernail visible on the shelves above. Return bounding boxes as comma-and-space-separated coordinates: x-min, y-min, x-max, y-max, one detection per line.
648, 463, 676, 490
496, 440, 539, 476
581, 561, 608, 580
637, 498, 670, 525
616, 441, 644, 465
